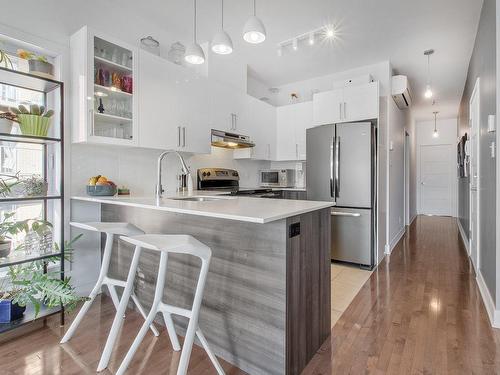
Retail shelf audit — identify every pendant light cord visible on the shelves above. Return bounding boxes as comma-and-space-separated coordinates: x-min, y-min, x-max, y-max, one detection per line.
194, 0, 197, 43
253, 0, 256, 16
222, 0, 224, 29
427, 54, 431, 85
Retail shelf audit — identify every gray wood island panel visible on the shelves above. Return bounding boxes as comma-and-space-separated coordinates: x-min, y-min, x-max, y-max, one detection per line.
92, 204, 330, 375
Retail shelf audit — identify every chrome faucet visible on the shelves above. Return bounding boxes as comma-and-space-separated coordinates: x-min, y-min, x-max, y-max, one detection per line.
155, 150, 190, 199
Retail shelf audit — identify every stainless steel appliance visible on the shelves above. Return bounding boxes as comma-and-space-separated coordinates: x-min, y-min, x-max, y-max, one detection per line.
211, 129, 255, 149
306, 122, 376, 269
259, 169, 296, 188
197, 168, 282, 198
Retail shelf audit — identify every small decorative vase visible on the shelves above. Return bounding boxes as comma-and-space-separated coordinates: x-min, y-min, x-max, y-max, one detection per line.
17, 114, 51, 137
38, 226, 53, 255
28, 59, 54, 79
0, 118, 13, 134
121, 75, 133, 94
0, 300, 26, 323
23, 230, 39, 256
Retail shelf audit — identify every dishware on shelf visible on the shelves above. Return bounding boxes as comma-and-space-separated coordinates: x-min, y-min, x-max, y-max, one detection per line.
111, 72, 121, 90
121, 75, 133, 93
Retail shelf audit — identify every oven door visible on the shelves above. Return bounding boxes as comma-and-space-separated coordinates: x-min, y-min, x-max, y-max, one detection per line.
260, 171, 280, 187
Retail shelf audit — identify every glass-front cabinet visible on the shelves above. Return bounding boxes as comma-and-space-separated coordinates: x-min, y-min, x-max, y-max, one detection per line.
71, 26, 138, 145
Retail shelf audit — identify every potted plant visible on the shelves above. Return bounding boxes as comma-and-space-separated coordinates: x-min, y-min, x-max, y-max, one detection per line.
0, 48, 13, 69
17, 49, 54, 79
21, 175, 48, 197
9, 104, 54, 137
0, 212, 30, 258
0, 172, 20, 198
0, 235, 84, 322
0, 111, 18, 134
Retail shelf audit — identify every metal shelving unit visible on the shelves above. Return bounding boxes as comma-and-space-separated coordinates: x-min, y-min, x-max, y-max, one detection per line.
0, 66, 64, 333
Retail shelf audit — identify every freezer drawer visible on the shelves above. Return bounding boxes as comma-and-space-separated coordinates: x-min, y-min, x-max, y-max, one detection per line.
331, 207, 372, 267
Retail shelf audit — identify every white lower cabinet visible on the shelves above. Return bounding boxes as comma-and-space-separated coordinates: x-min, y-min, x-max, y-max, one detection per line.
276, 101, 312, 161
138, 50, 210, 153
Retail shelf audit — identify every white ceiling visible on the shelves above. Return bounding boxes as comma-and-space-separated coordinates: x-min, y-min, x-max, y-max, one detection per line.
129, 0, 483, 120
2, 0, 484, 120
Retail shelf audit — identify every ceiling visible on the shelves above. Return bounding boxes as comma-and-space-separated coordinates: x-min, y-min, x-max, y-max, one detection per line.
129, 0, 483, 120
2, 0, 484, 120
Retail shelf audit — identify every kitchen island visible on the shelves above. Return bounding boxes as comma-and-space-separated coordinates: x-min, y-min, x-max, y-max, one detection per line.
71, 193, 332, 375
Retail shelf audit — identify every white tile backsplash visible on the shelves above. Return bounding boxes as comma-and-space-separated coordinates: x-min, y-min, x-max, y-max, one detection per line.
71, 145, 270, 196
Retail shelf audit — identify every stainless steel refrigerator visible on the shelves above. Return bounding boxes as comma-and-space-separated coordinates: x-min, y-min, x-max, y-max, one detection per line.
306, 122, 376, 269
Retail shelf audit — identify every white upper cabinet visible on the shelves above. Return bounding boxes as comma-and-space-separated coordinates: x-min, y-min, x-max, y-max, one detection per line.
312, 89, 343, 126
312, 81, 379, 126
71, 26, 139, 146
276, 101, 312, 161
138, 50, 210, 154
342, 82, 379, 122
209, 80, 249, 133
233, 96, 276, 161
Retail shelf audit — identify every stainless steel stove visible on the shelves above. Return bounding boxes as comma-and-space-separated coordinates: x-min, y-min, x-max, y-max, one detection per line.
197, 168, 282, 198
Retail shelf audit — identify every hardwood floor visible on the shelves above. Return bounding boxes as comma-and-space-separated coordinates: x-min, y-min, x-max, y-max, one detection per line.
303, 215, 500, 374
0, 293, 245, 375
2, 215, 499, 374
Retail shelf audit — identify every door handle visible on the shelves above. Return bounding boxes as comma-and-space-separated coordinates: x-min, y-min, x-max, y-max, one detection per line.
89, 109, 95, 136
177, 126, 181, 147
182, 126, 186, 147
335, 136, 340, 198
331, 211, 361, 217
330, 136, 335, 199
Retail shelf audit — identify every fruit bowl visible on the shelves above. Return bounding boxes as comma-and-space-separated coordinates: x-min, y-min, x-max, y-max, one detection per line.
86, 184, 117, 196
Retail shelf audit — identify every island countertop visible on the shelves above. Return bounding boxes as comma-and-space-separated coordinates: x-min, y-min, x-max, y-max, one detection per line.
71, 192, 332, 224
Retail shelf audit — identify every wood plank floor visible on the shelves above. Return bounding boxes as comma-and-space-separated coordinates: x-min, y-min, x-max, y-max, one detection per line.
1, 215, 500, 374
303, 215, 500, 374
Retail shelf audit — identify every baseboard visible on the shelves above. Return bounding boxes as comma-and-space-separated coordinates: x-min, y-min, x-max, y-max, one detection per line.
385, 226, 406, 255
409, 213, 417, 225
457, 218, 470, 254
476, 271, 500, 328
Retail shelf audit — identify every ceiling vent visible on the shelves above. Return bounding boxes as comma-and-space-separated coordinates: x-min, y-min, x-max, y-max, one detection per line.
391, 75, 412, 109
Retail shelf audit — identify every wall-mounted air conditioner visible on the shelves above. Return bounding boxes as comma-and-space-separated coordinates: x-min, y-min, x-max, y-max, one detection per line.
391, 75, 412, 109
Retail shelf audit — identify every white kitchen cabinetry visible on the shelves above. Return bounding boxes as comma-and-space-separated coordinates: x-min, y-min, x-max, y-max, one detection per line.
71, 26, 138, 146
209, 80, 249, 133
233, 96, 276, 160
138, 50, 210, 154
276, 101, 312, 161
312, 81, 379, 126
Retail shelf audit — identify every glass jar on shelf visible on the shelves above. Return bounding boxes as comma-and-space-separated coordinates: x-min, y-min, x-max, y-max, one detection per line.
23, 230, 39, 256
38, 225, 53, 255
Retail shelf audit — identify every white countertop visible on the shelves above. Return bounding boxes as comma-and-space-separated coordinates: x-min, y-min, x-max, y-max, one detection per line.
72, 191, 331, 224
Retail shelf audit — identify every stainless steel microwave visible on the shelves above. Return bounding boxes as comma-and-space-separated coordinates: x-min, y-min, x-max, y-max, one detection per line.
260, 169, 296, 187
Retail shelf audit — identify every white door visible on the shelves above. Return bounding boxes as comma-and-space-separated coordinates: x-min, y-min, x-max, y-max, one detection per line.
419, 144, 454, 215
342, 82, 379, 122
469, 79, 480, 271
312, 89, 343, 126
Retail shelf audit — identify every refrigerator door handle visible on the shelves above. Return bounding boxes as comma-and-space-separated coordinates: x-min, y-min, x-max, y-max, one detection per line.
330, 136, 335, 199
331, 210, 361, 217
334, 136, 340, 198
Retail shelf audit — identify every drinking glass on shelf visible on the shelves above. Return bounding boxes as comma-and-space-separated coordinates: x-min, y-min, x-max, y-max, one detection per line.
24, 230, 39, 256
117, 101, 126, 117
111, 48, 119, 64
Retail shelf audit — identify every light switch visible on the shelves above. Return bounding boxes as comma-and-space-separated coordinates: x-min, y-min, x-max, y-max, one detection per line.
490, 141, 495, 158
488, 115, 496, 132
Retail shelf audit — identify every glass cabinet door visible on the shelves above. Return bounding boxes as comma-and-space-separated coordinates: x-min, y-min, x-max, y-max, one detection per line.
91, 36, 134, 142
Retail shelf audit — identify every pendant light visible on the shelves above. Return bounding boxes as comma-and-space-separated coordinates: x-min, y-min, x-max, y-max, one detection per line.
185, 0, 205, 64
243, 0, 266, 44
424, 49, 434, 99
433, 111, 439, 138
212, 0, 233, 54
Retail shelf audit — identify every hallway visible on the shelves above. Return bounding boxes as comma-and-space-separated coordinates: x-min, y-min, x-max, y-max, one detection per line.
303, 215, 500, 374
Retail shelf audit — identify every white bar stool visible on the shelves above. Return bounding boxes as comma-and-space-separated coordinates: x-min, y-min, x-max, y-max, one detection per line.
60, 222, 159, 347
114, 234, 225, 375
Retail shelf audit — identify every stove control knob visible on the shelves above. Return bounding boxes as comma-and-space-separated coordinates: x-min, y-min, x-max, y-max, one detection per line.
207, 172, 211, 177
202, 172, 207, 177
233, 172, 238, 176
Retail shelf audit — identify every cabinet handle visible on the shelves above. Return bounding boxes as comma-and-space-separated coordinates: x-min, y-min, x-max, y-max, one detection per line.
344, 102, 347, 119
339, 103, 342, 120
89, 109, 95, 136
295, 143, 299, 159
234, 114, 237, 130
267, 144, 271, 159
230, 113, 234, 130
182, 126, 186, 147
177, 126, 181, 147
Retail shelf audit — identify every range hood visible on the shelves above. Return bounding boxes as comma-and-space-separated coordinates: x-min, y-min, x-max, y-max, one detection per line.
211, 129, 255, 149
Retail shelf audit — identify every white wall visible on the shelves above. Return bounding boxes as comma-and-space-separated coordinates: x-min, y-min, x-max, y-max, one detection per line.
416, 118, 458, 216
387, 95, 406, 252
